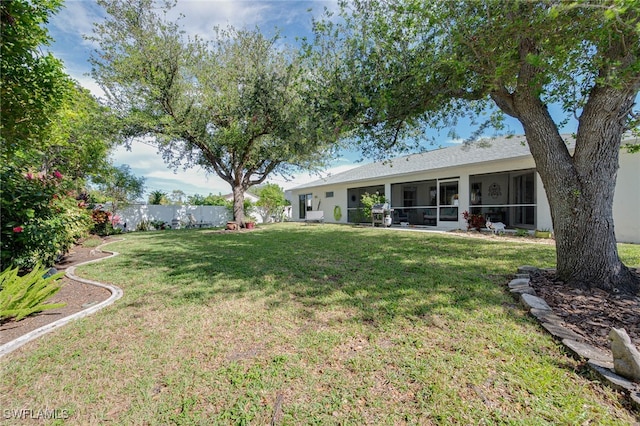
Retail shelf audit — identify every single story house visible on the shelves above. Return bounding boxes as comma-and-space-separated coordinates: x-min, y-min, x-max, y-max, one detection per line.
286, 134, 640, 243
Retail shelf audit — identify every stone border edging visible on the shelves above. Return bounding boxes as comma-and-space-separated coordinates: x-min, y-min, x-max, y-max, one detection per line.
0, 239, 124, 358
512, 266, 640, 409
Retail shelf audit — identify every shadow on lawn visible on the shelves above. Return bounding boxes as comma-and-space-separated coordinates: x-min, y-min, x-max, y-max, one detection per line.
108, 225, 556, 324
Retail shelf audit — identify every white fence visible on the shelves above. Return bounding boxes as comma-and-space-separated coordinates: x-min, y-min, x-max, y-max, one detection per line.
117, 204, 232, 231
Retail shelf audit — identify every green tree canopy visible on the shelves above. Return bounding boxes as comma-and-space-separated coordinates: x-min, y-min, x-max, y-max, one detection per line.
148, 190, 168, 205
167, 189, 186, 205
89, 0, 340, 226
92, 164, 145, 213
188, 193, 231, 207
40, 84, 118, 183
311, 0, 639, 294
0, 0, 72, 160
253, 183, 287, 223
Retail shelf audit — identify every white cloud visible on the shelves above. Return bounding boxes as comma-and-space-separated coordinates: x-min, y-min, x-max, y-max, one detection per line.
111, 139, 359, 198
268, 163, 359, 190
51, 1, 103, 41
167, 1, 273, 37
110, 141, 229, 196
74, 76, 105, 98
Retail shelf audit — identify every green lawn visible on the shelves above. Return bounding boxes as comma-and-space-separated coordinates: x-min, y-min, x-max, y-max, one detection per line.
1, 223, 638, 425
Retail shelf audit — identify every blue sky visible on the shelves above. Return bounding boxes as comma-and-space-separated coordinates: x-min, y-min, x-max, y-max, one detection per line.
46, 0, 534, 198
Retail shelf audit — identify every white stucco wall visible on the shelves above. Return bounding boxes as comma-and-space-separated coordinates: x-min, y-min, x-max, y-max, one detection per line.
613, 149, 640, 243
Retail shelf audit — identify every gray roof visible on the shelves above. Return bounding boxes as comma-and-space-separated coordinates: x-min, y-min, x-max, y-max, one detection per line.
293, 134, 574, 190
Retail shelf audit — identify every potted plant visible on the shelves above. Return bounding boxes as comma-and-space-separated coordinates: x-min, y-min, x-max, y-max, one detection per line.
534, 228, 552, 238
245, 216, 257, 229
452, 194, 459, 206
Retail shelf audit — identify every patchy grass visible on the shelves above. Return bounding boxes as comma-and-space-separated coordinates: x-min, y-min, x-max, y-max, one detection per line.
79, 235, 107, 248
1, 223, 638, 424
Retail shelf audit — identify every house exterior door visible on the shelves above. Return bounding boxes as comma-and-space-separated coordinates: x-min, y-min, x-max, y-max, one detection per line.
298, 193, 312, 219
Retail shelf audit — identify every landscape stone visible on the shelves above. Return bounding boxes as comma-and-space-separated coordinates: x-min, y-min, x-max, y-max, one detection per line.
631, 390, 640, 409
510, 285, 536, 296
510, 267, 638, 409
520, 293, 551, 311
562, 339, 611, 364
517, 266, 539, 274
508, 278, 530, 288
609, 328, 640, 382
43, 267, 58, 278
541, 322, 584, 342
586, 358, 615, 370
529, 308, 563, 323
588, 361, 640, 410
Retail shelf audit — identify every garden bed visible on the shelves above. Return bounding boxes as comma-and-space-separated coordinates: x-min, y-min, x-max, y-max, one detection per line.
0, 240, 112, 345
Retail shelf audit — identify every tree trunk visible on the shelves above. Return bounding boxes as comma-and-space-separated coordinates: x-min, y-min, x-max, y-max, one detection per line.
232, 183, 246, 226
541, 130, 637, 295
513, 90, 639, 295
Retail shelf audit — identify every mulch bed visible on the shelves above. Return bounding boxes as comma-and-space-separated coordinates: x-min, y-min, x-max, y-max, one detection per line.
528, 268, 640, 354
0, 240, 113, 345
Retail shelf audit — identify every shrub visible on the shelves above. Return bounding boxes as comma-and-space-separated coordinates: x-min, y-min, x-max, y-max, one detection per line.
136, 220, 152, 231
462, 210, 486, 230
90, 208, 122, 236
150, 220, 168, 230
1, 166, 92, 271
360, 192, 388, 221
0, 264, 66, 322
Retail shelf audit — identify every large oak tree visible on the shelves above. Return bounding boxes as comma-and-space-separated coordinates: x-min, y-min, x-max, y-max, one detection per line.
90, 0, 338, 225
311, 0, 639, 294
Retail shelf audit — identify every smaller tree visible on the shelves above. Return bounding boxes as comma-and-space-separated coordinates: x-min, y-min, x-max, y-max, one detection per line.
92, 165, 145, 214
168, 190, 186, 205
90, 1, 340, 227
148, 190, 168, 205
187, 194, 206, 205
253, 183, 286, 223
360, 192, 388, 222
190, 193, 231, 207
43, 84, 117, 183
206, 194, 232, 207
0, 0, 72, 160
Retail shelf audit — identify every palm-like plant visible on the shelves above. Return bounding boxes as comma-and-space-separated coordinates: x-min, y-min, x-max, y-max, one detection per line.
148, 190, 166, 205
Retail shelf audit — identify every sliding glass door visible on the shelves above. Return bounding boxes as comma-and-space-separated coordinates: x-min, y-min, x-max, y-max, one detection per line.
298, 193, 312, 219
438, 180, 459, 223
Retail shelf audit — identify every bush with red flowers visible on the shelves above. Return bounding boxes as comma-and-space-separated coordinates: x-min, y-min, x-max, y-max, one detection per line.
90, 207, 122, 236
462, 210, 486, 231
0, 165, 92, 271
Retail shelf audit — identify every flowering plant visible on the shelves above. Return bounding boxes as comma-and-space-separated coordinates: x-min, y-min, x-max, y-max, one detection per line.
90, 208, 122, 236
461, 210, 486, 231
1, 166, 92, 271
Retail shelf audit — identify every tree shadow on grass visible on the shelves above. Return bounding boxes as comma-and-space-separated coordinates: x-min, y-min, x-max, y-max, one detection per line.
99, 225, 557, 325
